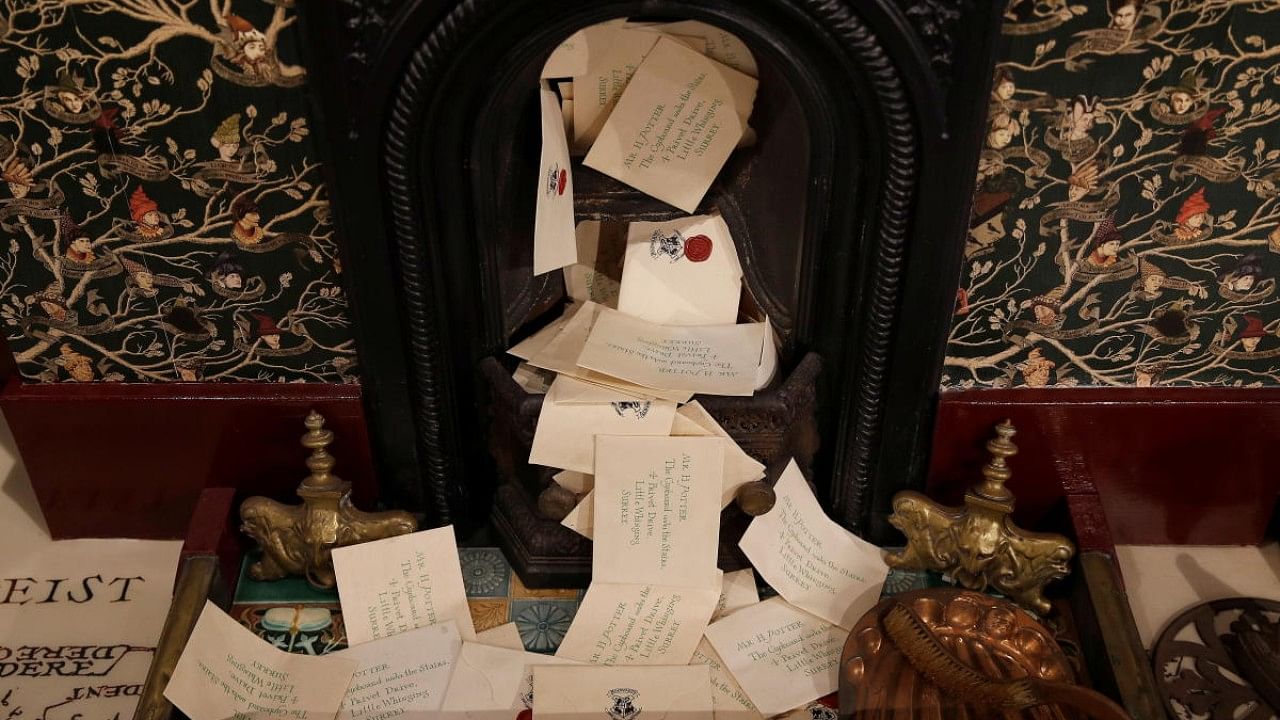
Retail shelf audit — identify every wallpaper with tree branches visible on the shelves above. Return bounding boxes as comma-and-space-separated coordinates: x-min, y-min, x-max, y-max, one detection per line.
945, 0, 1280, 388
0, 0, 356, 382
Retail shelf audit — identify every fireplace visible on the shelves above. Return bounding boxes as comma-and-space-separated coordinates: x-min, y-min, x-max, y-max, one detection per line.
298, 0, 999, 583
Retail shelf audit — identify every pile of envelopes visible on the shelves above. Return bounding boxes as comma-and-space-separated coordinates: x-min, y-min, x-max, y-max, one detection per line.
162, 19, 893, 720
165, 467, 890, 720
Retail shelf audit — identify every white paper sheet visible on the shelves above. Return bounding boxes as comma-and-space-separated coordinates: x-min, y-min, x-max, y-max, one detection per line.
332, 622, 461, 720
738, 460, 888, 629
534, 81, 577, 275
529, 376, 678, 473
714, 568, 760, 621
333, 526, 477, 643
164, 601, 359, 720
591, 435, 724, 589
438, 642, 578, 720
533, 664, 713, 720
555, 582, 720, 665
577, 307, 766, 397
691, 638, 763, 720
583, 36, 758, 212
561, 489, 595, 540
671, 401, 766, 509
616, 213, 743, 327
703, 597, 847, 717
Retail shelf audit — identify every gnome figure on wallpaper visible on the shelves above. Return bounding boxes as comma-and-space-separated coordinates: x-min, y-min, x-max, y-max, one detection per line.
59, 212, 95, 264
986, 112, 1020, 150
57, 344, 95, 382
1164, 71, 1202, 117
1024, 285, 1068, 326
52, 70, 92, 115
1174, 188, 1211, 243
1060, 96, 1098, 143
209, 251, 246, 292
1134, 258, 1168, 301
250, 312, 285, 350
1218, 254, 1266, 296
1, 153, 33, 199
128, 185, 166, 240
224, 13, 272, 77
1180, 108, 1226, 157
231, 197, 266, 246
990, 68, 1017, 112
1233, 315, 1268, 353
210, 114, 242, 162
1108, 0, 1142, 32
1083, 215, 1123, 270
1018, 348, 1056, 387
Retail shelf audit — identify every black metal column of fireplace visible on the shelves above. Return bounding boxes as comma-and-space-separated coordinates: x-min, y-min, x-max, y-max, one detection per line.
298, 0, 1000, 583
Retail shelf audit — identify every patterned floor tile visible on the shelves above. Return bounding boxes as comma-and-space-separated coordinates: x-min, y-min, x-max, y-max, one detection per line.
511, 599, 578, 653
459, 547, 513, 598
468, 598, 511, 632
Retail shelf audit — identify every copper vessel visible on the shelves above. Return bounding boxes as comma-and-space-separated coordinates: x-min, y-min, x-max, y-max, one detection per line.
840, 589, 1080, 720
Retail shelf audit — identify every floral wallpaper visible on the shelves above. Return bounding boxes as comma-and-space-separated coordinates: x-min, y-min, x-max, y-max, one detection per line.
0, 1, 357, 382
944, 0, 1280, 389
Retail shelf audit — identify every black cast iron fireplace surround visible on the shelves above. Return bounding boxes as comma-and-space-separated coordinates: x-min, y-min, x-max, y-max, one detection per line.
297, 0, 1000, 583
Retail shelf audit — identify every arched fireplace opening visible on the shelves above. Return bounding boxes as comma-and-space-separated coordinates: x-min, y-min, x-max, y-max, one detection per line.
299, 0, 1000, 584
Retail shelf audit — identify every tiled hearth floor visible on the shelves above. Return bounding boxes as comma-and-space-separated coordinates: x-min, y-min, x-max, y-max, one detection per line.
1, 410, 1277, 714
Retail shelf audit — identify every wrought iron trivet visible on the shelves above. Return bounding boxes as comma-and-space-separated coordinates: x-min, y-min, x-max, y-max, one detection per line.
1151, 597, 1280, 720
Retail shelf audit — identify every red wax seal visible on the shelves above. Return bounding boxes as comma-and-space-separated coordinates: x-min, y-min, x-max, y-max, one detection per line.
557, 168, 568, 196
517, 710, 533, 720
684, 234, 712, 262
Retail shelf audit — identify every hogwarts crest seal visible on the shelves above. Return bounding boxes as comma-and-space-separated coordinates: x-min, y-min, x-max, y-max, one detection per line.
612, 401, 652, 418
649, 229, 685, 262
607, 688, 641, 720
546, 164, 567, 197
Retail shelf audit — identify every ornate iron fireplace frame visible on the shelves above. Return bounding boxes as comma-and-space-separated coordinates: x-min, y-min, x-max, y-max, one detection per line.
297, 0, 1000, 554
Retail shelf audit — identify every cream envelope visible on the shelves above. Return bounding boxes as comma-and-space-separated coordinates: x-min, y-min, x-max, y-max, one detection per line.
691, 638, 763, 720
513, 362, 555, 394
738, 460, 888, 629
754, 317, 779, 390
616, 214, 743, 326
703, 597, 847, 718
576, 307, 766, 397
643, 21, 758, 77
439, 641, 578, 720
555, 582, 720, 665
563, 219, 626, 308
535, 81, 576, 275
164, 601, 359, 720
560, 489, 595, 539
553, 469, 593, 494
533, 664, 713, 720
571, 28, 663, 150
333, 526, 477, 643
584, 37, 757, 212
714, 568, 760, 620
476, 622, 526, 651
333, 621, 461, 720
529, 376, 677, 473
672, 401, 766, 508
528, 301, 693, 403
592, 435, 724, 589
508, 303, 581, 360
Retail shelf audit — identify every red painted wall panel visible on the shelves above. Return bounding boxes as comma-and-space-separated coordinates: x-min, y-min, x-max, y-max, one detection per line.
929, 388, 1280, 546
0, 378, 376, 540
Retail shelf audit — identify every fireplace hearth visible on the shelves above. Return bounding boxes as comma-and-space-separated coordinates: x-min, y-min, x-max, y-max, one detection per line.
299, 0, 1000, 583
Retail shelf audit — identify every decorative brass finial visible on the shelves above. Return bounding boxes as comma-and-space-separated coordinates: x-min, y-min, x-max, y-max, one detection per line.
885, 419, 1074, 615
240, 411, 417, 589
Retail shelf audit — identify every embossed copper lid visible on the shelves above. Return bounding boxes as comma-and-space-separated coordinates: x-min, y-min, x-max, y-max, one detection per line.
839, 588, 1080, 719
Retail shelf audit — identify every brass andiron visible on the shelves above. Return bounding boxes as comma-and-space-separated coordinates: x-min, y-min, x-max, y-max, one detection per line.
240, 410, 417, 589
885, 419, 1074, 615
